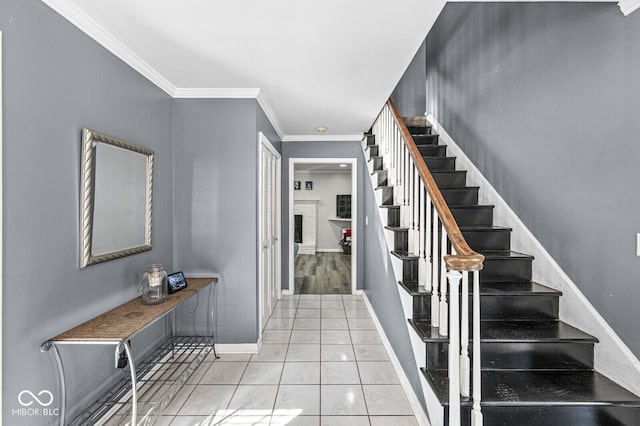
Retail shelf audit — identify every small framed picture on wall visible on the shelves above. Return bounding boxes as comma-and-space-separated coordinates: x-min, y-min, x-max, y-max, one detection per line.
294, 181, 301, 190
305, 181, 313, 190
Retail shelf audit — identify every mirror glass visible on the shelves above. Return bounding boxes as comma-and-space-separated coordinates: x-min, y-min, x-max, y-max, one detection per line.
80, 129, 154, 268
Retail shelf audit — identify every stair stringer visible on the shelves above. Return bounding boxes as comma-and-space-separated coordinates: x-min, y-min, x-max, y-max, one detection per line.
363, 139, 443, 426
427, 114, 640, 397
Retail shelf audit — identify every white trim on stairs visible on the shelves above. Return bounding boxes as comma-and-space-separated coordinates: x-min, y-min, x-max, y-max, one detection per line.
427, 113, 640, 397
361, 292, 431, 426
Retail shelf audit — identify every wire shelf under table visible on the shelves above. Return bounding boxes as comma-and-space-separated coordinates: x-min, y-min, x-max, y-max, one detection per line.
70, 336, 214, 426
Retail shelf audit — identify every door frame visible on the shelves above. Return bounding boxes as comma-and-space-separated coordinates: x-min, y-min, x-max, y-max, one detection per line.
1, 29, 4, 416
288, 157, 358, 295
257, 132, 281, 335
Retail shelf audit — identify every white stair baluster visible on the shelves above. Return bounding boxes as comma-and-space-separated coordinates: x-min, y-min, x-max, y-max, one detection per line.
472, 270, 483, 426
400, 149, 408, 227
408, 158, 416, 254
388, 113, 394, 187
431, 214, 440, 327
439, 227, 449, 336
423, 189, 433, 291
460, 271, 470, 398
418, 184, 427, 290
414, 171, 421, 254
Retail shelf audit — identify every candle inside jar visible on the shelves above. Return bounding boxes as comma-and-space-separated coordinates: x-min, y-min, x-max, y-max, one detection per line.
149, 273, 161, 288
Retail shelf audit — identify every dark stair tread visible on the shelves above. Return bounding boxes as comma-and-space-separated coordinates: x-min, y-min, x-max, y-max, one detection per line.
450, 204, 495, 209
367, 155, 382, 161
385, 225, 408, 232
459, 225, 512, 232
423, 369, 640, 406
481, 250, 534, 260
441, 186, 480, 192
480, 281, 561, 296
374, 185, 392, 190
407, 125, 432, 132
391, 250, 420, 261
409, 319, 596, 343
400, 280, 561, 297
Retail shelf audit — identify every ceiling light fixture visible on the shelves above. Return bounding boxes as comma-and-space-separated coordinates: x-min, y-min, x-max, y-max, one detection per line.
315, 126, 328, 133
339, 164, 347, 168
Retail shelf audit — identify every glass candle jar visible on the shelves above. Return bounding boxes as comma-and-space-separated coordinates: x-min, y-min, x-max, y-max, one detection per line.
141, 264, 168, 305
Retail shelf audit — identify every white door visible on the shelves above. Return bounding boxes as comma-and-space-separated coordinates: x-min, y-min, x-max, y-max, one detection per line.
260, 134, 281, 331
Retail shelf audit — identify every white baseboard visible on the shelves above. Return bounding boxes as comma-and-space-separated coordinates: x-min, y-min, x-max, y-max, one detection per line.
361, 293, 431, 426
428, 114, 640, 396
215, 343, 261, 354
316, 248, 343, 253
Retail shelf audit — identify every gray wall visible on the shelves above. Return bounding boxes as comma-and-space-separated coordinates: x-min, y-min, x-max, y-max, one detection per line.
391, 39, 427, 117
362, 160, 426, 409
2, 0, 174, 424
426, 3, 640, 357
282, 142, 364, 291
172, 99, 265, 344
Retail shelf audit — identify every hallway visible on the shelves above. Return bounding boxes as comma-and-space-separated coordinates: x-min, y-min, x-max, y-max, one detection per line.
154, 294, 419, 425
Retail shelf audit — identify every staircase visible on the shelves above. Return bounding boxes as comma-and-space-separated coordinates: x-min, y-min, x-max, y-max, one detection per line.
365, 110, 640, 425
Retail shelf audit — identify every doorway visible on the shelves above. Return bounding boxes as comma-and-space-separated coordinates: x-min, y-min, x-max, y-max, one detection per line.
259, 133, 281, 332
288, 158, 357, 295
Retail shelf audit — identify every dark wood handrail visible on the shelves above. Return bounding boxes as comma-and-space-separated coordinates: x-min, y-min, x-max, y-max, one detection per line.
387, 99, 484, 272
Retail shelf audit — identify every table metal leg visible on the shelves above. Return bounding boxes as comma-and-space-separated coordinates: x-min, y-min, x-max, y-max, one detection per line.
171, 310, 176, 358
41, 342, 66, 426
208, 281, 219, 359
51, 344, 66, 426
121, 341, 137, 426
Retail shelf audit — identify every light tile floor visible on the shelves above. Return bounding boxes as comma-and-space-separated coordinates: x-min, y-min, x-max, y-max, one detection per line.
159, 294, 418, 425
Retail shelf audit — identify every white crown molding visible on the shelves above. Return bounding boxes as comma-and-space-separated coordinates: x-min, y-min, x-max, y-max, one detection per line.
172, 88, 260, 98
40, 0, 359, 143
283, 134, 364, 142
619, 0, 640, 14
40, 0, 176, 96
256, 91, 286, 141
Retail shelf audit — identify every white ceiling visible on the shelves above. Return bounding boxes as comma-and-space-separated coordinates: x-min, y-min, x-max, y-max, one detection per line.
41, 0, 448, 141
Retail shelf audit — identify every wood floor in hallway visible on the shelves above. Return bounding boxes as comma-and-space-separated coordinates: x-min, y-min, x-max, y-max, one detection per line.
294, 252, 351, 294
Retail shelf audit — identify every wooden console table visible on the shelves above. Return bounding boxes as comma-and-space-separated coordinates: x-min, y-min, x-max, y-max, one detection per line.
42, 277, 217, 426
